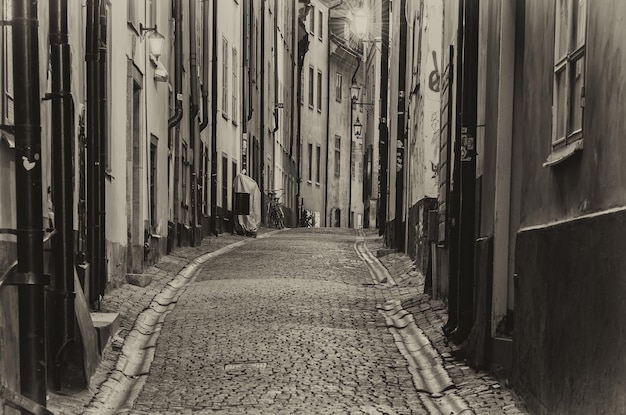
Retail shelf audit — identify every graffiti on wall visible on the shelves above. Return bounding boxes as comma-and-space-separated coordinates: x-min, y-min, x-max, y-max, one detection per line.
428, 51, 440, 92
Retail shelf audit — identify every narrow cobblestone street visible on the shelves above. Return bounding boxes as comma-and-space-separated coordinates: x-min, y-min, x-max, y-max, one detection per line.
134, 228, 425, 414
48, 228, 527, 414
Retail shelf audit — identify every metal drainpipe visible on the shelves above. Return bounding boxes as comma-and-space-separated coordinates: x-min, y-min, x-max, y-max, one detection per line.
378, 0, 390, 237
98, 0, 107, 301
394, 0, 408, 250
443, 0, 466, 337
189, 0, 198, 245
210, 0, 218, 235
199, 0, 209, 132
49, 0, 75, 391
168, 0, 183, 246
324, 20, 330, 228
86, 0, 102, 308
168, 0, 183, 131
259, 0, 266, 224
12, 0, 47, 405
348, 57, 361, 229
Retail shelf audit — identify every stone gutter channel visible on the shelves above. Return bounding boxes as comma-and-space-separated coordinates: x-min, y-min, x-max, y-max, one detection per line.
86, 230, 282, 415
355, 232, 474, 415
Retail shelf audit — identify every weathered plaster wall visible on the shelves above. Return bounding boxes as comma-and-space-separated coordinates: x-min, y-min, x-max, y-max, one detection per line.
300, 0, 329, 223
326, 47, 356, 227
513, 1, 626, 413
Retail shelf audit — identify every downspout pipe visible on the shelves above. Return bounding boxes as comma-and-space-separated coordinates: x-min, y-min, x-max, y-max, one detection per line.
259, 0, 266, 221
296, 18, 310, 226
49, 0, 75, 391
168, 0, 183, 131
13, 0, 47, 405
324, 20, 330, 227
210, 0, 219, 235
378, 0, 390, 237
394, 0, 408, 250
189, 0, 199, 245
199, 0, 209, 132
86, 0, 102, 308
348, 57, 361, 228
98, 0, 107, 303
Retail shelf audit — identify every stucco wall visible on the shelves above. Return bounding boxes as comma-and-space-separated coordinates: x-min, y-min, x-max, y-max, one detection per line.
513, 1, 626, 413
300, 0, 329, 223
519, 1, 626, 227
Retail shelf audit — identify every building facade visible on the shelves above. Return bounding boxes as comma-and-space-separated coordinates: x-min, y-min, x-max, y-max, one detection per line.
299, 0, 330, 227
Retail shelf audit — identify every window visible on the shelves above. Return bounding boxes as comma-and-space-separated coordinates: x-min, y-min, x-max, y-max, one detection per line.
222, 155, 228, 211
150, 135, 158, 229
335, 73, 342, 102
351, 144, 356, 180
232, 48, 238, 124
552, 0, 586, 149
222, 37, 229, 118
318, 10, 323, 40
308, 66, 314, 108
317, 70, 322, 111
310, 5, 315, 34
334, 136, 341, 177
307, 143, 313, 181
316, 145, 321, 184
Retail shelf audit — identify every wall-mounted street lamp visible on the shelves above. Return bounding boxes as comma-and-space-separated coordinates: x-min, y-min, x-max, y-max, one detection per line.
353, 116, 363, 138
140, 23, 168, 82
140, 23, 165, 59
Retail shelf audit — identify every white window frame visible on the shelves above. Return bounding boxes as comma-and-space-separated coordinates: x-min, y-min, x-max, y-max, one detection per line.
551, 0, 586, 151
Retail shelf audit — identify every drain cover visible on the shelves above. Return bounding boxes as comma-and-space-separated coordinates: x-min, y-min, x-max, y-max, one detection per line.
224, 362, 267, 373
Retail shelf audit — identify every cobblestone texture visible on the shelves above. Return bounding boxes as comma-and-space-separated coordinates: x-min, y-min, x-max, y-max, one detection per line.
364, 231, 528, 415
47, 228, 528, 415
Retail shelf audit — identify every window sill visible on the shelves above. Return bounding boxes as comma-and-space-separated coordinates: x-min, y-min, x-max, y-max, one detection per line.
543, 139, 583, 167
317, 108, 322, 113
307, 180, 312, 184
315, 182, 320, 187
222, 113, 229, 121
104, 169, 115, 180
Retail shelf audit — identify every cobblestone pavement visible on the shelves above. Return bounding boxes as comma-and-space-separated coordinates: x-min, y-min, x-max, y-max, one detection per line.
134, 228, 426, 414
363, 231, 527, 415
48, 227, 528, 414
47, 230, 271, 415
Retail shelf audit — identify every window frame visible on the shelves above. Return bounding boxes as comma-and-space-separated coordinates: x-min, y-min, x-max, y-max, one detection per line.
335, 72, 342, 102
318, 9, 323, 41
232, 47, 238, 125
222, 36, 229, 119
315, 144, 321, 184
307, 143, 313, 182
317, 70, 322, 112
308, 66, 314, 108
551, 0, 587, 152
334, 135, 341, 177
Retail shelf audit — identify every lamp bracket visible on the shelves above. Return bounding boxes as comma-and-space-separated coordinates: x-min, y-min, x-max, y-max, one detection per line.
140, 23, 158, 36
